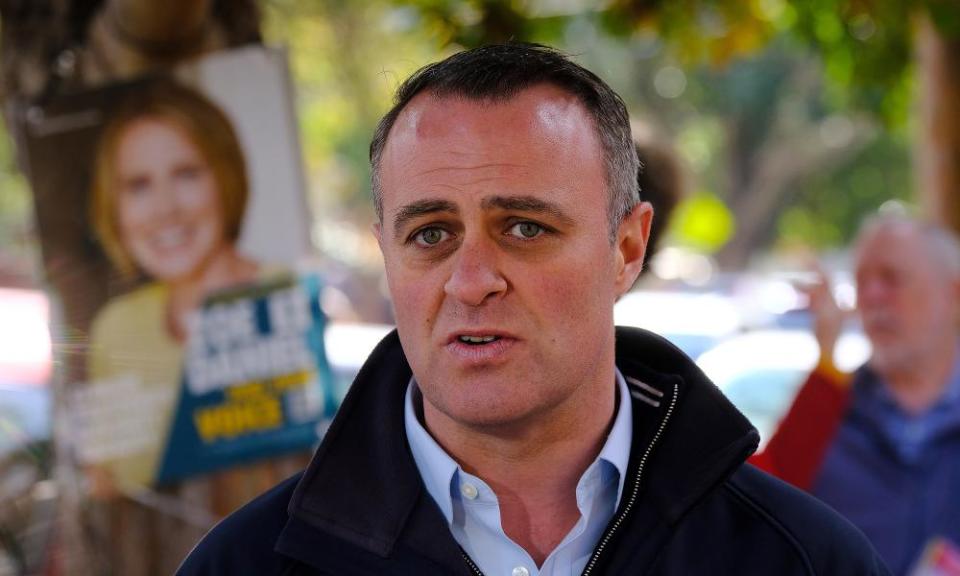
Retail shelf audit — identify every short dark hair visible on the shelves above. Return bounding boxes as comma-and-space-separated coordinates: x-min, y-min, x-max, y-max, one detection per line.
369, 43, 639, 239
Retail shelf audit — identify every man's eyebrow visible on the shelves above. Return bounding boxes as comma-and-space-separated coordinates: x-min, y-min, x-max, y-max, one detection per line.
392, 199, 458, 238
481, 195, 575, 227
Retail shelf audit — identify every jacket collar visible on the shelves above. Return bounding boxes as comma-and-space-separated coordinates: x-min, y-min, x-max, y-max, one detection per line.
613, 327, 758, 525
277, 326, 758, 572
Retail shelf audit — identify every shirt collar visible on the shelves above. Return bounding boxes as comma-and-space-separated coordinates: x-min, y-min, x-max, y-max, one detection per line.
599, 368, 634, 504
855, 342, 960, 462
403, 368, 634, 524
404, 381, 459, 523
868, 340, 960, 413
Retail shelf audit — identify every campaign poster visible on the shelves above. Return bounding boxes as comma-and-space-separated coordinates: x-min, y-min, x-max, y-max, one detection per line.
19, 45, 333, 491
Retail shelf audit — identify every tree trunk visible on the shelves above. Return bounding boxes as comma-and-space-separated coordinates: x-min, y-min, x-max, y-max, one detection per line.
916, 16, 960, 233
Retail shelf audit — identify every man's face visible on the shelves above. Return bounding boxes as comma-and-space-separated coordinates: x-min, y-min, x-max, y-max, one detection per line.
376, 84, 650, 433
855, 224, 958, 375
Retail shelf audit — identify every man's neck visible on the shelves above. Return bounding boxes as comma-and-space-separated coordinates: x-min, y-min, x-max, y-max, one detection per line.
422, 378, 618, 566
884, 340, 958, 415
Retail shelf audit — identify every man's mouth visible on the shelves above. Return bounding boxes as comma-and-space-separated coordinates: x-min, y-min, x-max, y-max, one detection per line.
458, 335, 500, 345
446, 332, 515, 362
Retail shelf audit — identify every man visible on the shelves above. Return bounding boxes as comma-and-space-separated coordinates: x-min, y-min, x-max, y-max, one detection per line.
179, 43, 888, 575
754, 213, 960, 575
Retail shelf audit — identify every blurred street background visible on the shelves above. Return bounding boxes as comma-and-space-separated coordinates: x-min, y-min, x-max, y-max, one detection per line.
1, 0, 959, 574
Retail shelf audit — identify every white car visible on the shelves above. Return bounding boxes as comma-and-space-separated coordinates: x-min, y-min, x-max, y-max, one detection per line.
614, 290, 743, 359
696, 329, 870, 445
0, 288, 52, 459
324, 322, 394, 403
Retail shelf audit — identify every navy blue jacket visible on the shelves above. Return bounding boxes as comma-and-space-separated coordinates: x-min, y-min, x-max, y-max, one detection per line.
813, 366, 960, 575
179, 327, 891, 575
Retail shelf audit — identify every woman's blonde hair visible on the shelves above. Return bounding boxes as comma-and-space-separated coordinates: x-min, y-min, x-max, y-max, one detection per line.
90, 79, 249, 278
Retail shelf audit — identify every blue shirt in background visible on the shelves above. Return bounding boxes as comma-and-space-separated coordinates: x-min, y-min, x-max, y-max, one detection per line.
813, 351, 960, 576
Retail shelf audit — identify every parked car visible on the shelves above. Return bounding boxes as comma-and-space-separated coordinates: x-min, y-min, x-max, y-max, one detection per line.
0, 288, 55, 575
324, 322, 393, 404
614, 290, 743, 359
696, 328, 870, 445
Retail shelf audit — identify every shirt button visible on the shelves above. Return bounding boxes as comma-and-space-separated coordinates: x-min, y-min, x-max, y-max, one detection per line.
512, 567, 530, 576
460, 483, 479, 500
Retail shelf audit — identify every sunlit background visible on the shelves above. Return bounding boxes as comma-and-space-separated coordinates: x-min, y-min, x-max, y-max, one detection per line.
2, 0, 958, 573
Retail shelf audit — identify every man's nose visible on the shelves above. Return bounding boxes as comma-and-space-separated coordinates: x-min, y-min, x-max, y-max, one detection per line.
857, 279, 885, 307
444, 235, 508, 306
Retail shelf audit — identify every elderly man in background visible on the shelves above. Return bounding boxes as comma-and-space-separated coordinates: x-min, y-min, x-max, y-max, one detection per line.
754, 213, 960, 575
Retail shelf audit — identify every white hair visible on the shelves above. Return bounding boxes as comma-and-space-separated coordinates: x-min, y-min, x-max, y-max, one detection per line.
857, 212, 960, 279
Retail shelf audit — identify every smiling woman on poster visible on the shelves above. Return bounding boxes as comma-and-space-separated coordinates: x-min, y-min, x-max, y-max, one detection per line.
87, 80, 262, 491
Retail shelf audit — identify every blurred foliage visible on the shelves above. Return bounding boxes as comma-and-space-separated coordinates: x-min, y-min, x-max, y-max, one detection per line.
673, 191, 735, 252
262, 0, 462, 265
259, 0, 945, 263
3, 0, 956, 281
264, 0, 434, 213
612, 0, 921, 125
0, 122, 36, 285
777, 133, 913, 250
0, 17, 31, 279
389, 0, 956, 125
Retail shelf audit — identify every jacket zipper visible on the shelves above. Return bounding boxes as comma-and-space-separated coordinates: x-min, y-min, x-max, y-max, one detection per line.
460, 382, 679, 576
580, 382, 678, 576
463, 551, 484, 576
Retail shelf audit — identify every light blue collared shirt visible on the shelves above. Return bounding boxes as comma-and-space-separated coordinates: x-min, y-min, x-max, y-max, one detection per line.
405, 370, 633, 576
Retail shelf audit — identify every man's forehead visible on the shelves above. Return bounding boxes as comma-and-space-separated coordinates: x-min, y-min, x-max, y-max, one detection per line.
390, 85, 592, 144
856, 223, 935, 271
379, 84, 605, 205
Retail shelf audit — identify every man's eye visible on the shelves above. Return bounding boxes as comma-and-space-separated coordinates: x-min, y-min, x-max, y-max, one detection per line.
508, 221, 544, 239
413, 227, 448, 246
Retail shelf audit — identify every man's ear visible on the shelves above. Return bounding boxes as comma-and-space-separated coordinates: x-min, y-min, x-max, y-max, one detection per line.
614, 201, 653, 297
372, 222, 383, 250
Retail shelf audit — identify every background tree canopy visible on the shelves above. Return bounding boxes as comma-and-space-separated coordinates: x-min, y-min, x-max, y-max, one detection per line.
2, 2, 955, 572
2, 0, 957, 282
259, 0, 950, 270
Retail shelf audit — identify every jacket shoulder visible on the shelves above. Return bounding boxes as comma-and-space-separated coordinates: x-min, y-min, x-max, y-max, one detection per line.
176, 473, 302, 575
653, 464, 891, 575
724, 464, 890, 575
